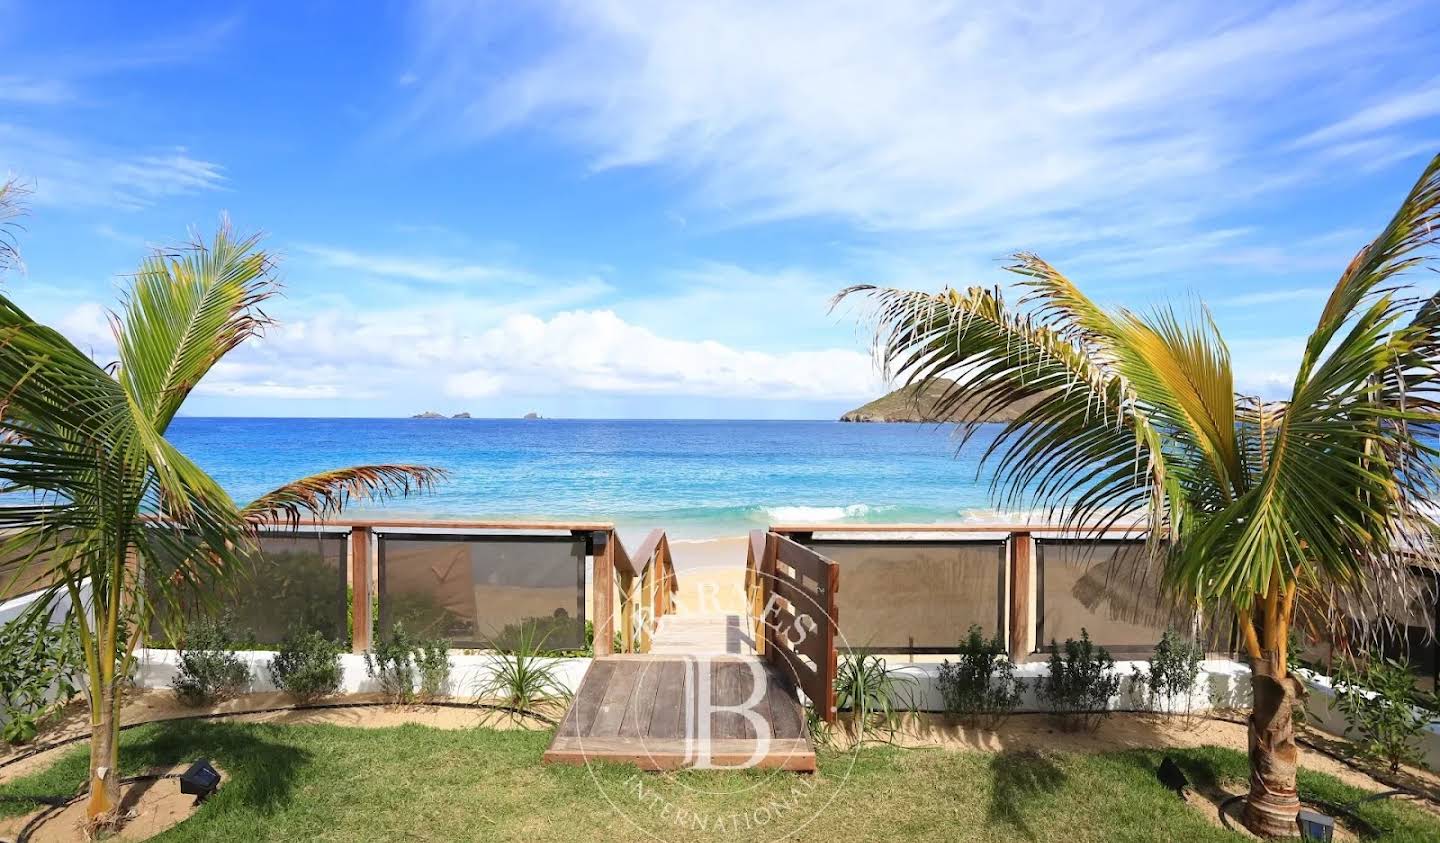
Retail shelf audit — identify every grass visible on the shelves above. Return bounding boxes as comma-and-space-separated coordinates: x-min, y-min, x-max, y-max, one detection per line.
2, 721, 1439, 842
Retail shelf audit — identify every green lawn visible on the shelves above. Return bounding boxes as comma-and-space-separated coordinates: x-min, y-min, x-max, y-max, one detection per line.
3, 721, 1439, 842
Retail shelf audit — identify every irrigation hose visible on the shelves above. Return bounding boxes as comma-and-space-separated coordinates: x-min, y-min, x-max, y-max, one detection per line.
0, 699, 558, 774
1216, 788, 1406, 835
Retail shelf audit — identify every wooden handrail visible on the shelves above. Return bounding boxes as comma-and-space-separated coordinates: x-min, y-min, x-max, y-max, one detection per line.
614, 528, 680, 654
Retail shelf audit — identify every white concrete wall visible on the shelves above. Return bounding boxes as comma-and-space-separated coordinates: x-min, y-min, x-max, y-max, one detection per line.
851, 657, 1254, 714
134, 648, 593, 697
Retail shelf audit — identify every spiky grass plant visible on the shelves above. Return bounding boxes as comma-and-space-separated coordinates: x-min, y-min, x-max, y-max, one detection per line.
834, 652, 915, 743
473, 623, 571, 722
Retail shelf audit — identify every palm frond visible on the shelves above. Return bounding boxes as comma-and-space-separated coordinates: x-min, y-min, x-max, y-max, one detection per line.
0, 177, 27, 277
1177, 155, 1440, 612
114, 220, 278, 432
838, 283, 1182, 538
240, 465, 447, 529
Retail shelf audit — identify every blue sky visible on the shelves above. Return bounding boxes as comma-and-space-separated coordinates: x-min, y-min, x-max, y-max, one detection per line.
2, 1, 1439, 419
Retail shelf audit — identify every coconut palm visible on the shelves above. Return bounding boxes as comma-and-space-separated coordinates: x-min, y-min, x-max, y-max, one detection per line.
842, 153, 1440, 837
0, 220, 443, 824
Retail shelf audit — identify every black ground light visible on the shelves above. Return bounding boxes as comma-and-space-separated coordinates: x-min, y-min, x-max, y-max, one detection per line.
1297, 809, 1335, 841
180, 758, 222, 801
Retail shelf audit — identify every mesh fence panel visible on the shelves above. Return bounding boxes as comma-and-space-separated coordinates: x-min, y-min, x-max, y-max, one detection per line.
806, 539, 1005, 651
1036, 539, 1191, 655
148, 531, 348, 647
377, 534, 586, 650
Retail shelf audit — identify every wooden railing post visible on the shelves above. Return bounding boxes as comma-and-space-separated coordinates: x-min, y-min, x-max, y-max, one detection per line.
349, 526, 373, 654
1008, 531, 1033, 663
593, 529, 615, 657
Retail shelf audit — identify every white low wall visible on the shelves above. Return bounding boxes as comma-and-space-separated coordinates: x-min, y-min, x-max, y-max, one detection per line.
870, 657, 1254, 714
134, 648, 593, 698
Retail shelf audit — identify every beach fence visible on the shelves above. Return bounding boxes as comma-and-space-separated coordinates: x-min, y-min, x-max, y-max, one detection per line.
764, 524, 1217, 663
135, 520, 676, 656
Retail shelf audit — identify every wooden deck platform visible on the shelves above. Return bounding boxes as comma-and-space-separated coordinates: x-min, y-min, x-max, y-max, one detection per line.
543, 654, 814, 772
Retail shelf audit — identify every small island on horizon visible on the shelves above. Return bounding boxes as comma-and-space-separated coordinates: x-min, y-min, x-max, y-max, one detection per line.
409, 410, 544, 419
840, 378, 1043, 423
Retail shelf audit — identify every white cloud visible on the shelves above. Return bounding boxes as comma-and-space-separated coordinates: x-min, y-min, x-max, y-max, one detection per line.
1294, 81, 1440, 149
401, 0, 1433, 238
0, 76, 74, 105
0, 124, 224, 210
445, 310, 878, 399
297, 244, 510, 285
225, 302, 881, 403
1218, 287, 1331, 307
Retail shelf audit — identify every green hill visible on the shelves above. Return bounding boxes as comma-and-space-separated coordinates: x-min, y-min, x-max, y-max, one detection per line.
840, 378, 1042, 423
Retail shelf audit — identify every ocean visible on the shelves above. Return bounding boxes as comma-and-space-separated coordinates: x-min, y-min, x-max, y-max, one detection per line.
167, 417, 1013, 538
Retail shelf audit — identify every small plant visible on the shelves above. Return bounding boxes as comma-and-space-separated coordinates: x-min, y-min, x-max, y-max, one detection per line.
473, 623, 569, 720
365, 623, 417, 704
835, 652, 914, 742
1039, 629, 1120, 732
804, 703, 834, 751
268, 630, 344, 703
171, 615, 252, 707
1332, 648, 1438, 773
364, 622, 452, 705
1135, 628, 1204, 718
0, 611, 81, 745
937, 624, 1020, 728
415, 637, 452, 703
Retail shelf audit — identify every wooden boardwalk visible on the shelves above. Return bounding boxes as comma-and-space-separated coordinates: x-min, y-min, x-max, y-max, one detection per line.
543, 616, 813, 771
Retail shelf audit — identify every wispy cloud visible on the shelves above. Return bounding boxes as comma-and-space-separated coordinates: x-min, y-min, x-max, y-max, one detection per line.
0, 125, 225, 211
1217, 287, 1331, 307
400, 0, 1435, 244
297, 244, 511, 285
1294, 80, 1440, 149
0, 75, 74, 105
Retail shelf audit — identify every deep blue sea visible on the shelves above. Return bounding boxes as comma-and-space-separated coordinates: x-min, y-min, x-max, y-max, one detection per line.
166, 418, 1012, 538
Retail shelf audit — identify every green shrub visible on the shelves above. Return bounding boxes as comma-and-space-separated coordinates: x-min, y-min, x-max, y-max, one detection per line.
1135, 628, 1204, 717
364, 622, 451, 705
0, 610, 81, 745
1332, 648, 1438, 773
415, 638, 451, 704
937, 624, 1019, 727
835, 652, 914, 742
1039, 629, 1120, 732
269, 630, 344, 703
171, 615, 252, 707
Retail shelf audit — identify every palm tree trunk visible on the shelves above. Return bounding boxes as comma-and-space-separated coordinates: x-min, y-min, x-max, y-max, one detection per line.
1242, 654, 1303, 838
85, 679, 121, 819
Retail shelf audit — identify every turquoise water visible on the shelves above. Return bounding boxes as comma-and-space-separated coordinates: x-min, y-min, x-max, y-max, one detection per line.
167, 418, 1012, 538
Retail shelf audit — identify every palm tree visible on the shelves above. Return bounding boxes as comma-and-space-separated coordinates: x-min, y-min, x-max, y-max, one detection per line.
841, 153, 1440, 837
0, 219, 443, 825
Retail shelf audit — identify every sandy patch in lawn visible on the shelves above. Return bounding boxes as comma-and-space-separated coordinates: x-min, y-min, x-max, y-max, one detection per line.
0, 762, 220, 843
0, 690, 560, 780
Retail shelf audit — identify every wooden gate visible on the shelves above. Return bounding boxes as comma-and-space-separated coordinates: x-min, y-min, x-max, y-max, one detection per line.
747, 530, 839, 721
